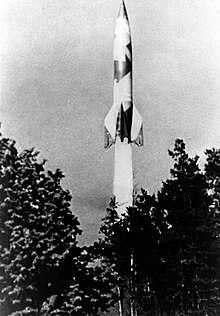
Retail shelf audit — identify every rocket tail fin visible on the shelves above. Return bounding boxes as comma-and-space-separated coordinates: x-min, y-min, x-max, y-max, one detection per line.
133, 125, 144, 146
104, 103, 143, 147
131, 105, 144, 146
104, 104, 118, 148
104, 126, 115, 148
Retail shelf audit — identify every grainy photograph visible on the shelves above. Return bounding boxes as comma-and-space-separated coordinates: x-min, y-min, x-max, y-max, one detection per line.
0, 0, 220, 315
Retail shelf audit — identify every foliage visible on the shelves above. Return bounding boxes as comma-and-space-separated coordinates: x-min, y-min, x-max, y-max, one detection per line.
0, 135, 82, 316
156, 139, 220, 315
94, 194, 166, 315
95, 139, 220, 316
1, 133, 219, 316
47, 249, 117, 316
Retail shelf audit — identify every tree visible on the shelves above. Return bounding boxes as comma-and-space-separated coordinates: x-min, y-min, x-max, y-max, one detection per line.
50, 248, 117, 316
94, 194, 166, 316
0, 135, 82, 316
203, 148, 220, 315
156, 139, 220, 315
95, 139, 220, 316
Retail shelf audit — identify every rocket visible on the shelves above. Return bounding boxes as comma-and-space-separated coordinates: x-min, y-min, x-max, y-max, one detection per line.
104, 0, 143, 149
104, 0, 143, 214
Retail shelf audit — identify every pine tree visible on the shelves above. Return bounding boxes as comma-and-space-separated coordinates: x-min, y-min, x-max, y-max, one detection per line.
95, 194, 165, 316
157, 139, 220, 315
0, 135, 82, 316
204, 148, 220, 315
52, 248, 117, 316
95, 140, 220, 316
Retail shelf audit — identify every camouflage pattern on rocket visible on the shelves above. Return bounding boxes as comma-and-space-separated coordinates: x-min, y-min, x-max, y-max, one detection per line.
104, 0, 143, 148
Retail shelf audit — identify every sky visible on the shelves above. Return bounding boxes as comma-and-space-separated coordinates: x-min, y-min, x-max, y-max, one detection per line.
1, 0, 220, 245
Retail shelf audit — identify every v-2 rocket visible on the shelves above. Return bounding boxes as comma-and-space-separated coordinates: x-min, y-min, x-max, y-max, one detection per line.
104, 0, 143, 148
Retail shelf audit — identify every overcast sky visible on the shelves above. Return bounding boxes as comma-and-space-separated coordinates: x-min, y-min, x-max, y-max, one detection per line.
1, 0, 220, 244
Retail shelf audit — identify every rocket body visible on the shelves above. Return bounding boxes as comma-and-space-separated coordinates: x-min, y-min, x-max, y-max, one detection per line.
104, 0, 143, 148
104, 1, 143, 214
113, 137, 133, 215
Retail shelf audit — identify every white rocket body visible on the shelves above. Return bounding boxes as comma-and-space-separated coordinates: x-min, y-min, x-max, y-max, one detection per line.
113, 137, 133, 215
104, 1, 143, 215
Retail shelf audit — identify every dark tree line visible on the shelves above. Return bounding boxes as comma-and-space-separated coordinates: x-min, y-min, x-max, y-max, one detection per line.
0, 135, 114, 316
94, 140, 220, 316
0, 133, 219, 316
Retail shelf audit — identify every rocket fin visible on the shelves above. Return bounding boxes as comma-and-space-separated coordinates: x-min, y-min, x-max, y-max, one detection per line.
104, 126, 115, 148
131, 105, 143, 146
104, 104, 118, 148
105, 103, 143, 148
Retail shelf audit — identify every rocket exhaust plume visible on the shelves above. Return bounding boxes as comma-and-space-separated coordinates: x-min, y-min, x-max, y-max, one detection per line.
104, 0, 143, 215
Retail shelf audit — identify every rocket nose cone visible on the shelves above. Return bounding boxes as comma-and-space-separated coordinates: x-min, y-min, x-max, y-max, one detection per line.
118, 0, 128, 19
